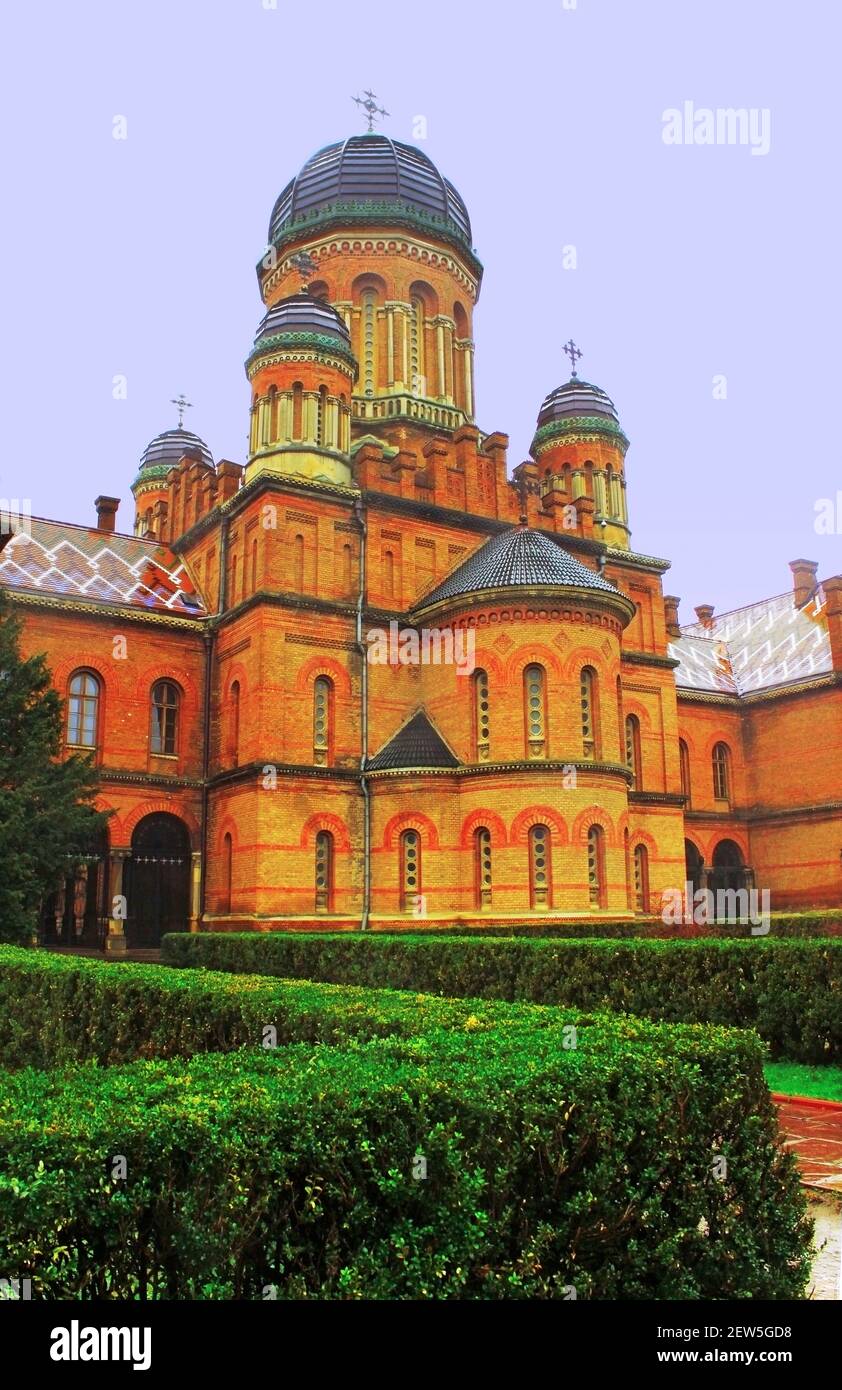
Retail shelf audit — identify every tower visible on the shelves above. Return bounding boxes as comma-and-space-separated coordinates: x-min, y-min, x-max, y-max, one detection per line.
256, 132, 482, 462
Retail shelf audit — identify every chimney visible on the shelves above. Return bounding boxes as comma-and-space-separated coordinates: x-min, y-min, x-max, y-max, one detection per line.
694, 604, 715, 630
789, 558, 819, 609
822, 575, 842, 671
664, 595, 682, 637
94, 496, 119, 533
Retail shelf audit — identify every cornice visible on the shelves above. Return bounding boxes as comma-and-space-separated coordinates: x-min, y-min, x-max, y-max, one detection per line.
604, 546, 672, 573
246, 334, 357, 378
676, 672, 840, 706
367, 758, 634, 782
98, 769, 204, 791
4, 588, 206, 632
259, 212, 483, 291
412, 583, 636, 631
531, 416, 630, 457
622, 650, 680, 670
628, 790, 686, 807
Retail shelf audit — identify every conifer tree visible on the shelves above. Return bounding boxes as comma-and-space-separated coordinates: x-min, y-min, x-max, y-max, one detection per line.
0, 588, 109, 942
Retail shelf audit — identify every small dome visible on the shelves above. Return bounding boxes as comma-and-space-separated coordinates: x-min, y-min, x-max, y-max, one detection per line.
252, 293, 353, 352
137, 427, 213, 478
537, 378, 619, 428
267, 133, 473, 253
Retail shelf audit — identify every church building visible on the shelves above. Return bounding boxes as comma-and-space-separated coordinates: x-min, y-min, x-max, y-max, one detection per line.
2, 124, 840, 944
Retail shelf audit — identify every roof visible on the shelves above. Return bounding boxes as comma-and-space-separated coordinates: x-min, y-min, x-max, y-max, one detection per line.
0, 517, 206, 616
248, 293, 356, 371
414, 526, 623, 613
669, 589, 833, 696
537, 377, 619, 425
268, 133, 472, 250
138, 427, 214, 476
367, 709, 459, 772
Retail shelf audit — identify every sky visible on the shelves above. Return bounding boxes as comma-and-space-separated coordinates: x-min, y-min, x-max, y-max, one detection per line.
1, 0, 840, 619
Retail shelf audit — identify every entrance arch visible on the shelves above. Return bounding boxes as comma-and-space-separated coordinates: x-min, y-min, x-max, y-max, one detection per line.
710, 838, 746, 895
684, 839, 704, 895
126, 813, 191, 947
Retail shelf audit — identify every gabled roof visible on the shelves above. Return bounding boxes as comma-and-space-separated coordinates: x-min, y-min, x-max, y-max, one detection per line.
0, 517, 206, 616
669, 588, 832, 696
367, 709, 460, 772
413, 526, 621, 614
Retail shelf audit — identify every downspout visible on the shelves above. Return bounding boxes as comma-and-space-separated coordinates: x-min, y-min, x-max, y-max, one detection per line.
352, 495, 370, 931
199, 513, 230, 923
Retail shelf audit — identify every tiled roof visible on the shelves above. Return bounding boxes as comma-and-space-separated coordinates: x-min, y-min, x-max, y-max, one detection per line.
669, 589, 832, 695
367, 709, 460, 771
414, 526, 621, 612
0, 517, 206, 616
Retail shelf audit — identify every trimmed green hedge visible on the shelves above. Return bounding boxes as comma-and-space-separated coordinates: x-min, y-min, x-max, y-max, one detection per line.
0, 1025, 811, 1298
162, 933, 842, 1062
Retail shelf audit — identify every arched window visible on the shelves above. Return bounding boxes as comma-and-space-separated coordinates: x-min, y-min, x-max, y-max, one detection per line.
150, 679, 180, 756
383, 549, 395, 599
580, 666, 598, 758
410, 296, 426, 396
625, 713, 642, 789
624, 827, 632, 909
315, 830, 333, 913
473, 668, 490, 761
229, 680, 240, 766
400, 830, 421, 914
293, 534, 305, 591
267, 385, 278, 443
313, 676, 333, 766
251, 537, 259, 593
529, 824, 552, 909
361, 291, 377, 397
316, 385, 328, 446
633, 844, 650, 913
474, 826, 492, 909
713, 742, 731, 802
228, 551, 238, 607
584, 461, 594, 497
67, 670, 101, 748
605, 464, 614, 517
291, 382, 304, 440
524, 664, 547, 759
679, 739, 692, 805
561, 463, 572, 495
587, 824, 605, 908
222, 832, 233, 913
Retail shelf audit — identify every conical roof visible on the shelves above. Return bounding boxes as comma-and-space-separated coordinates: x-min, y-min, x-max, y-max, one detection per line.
367, 710, 459, 772
413, 527, 621, 614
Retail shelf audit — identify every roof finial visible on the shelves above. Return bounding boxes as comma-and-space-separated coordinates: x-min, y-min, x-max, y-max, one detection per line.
170, 393, 192, 428
290, 250, 318, 292
563, 338, 583, 378
352, 89, 389, 133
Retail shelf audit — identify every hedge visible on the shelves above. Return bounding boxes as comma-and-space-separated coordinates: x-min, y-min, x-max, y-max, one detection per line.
161, 933, 842, 1062
0, 1030, 811, 1298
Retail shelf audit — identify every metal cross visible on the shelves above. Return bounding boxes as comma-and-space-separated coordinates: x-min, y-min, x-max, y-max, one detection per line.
563, 339, 583, 378
352, 90, 389, 132
290, 250, 318, 290
170, 394, 192, 428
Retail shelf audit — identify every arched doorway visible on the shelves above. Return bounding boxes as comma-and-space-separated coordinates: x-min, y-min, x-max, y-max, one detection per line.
41, 826, 110, 947
126, 813, 191, 947
710, 839, 746, 895
684, 839, 704, 895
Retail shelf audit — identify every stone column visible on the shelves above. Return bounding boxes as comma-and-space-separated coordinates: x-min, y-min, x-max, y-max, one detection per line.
189, 850, 203, 933
105, 849, 130, 956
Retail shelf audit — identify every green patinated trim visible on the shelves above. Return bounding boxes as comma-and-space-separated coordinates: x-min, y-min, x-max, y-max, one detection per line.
246, 330, 357, 373
259, 200, 483, 280
531, 416, 630, 456
132, 466, 172, 490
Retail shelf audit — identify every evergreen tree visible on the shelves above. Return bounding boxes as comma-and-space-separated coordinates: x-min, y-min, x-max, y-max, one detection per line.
0, 588, 110, 942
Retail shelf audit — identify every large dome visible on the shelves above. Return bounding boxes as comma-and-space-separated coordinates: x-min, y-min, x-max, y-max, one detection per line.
536, 378, 620, 428
137, 427, 214, 479
267, 134, 473, 253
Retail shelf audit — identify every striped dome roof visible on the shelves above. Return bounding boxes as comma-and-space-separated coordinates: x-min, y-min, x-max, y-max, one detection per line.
268, 134, 473, 250
137, 428, 213, 476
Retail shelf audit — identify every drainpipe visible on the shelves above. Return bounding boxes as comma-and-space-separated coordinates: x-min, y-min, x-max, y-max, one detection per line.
352, 495, 370, 931
199, 513, 230, 922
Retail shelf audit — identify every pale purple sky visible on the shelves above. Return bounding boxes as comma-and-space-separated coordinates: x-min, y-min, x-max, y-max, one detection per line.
2, 0, 839, 618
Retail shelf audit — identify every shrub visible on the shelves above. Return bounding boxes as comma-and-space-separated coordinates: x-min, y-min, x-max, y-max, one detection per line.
0, 1032, 811, 1299
161, 933, 842, 1062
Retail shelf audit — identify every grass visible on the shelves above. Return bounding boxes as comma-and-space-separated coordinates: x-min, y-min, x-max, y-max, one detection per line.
765, 1062, 842, 1102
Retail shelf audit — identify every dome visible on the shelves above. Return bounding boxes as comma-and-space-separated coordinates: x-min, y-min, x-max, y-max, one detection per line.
536, 378, 619, 428
137, 427, 214, 480
248, 293, 355, 371
267, 134, 474, 254
413, 526, 629, 616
